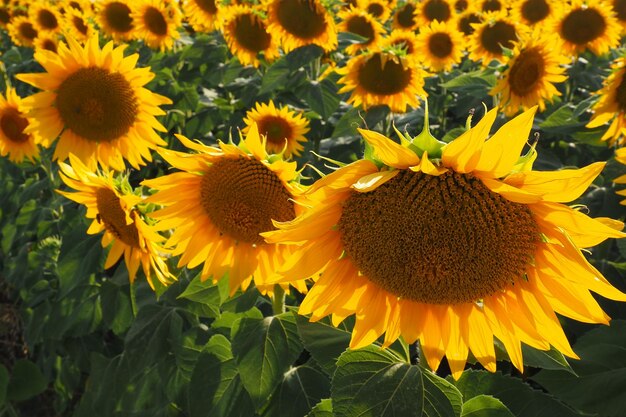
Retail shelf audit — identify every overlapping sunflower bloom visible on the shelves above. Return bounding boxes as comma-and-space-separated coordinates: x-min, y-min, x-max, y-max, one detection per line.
264, 106, 626, 379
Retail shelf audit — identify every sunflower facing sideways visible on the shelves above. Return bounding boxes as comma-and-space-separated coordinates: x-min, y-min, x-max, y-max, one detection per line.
414, 20, 464, 72
142, 124, 308, 295
181, 0, 221, 33
17, 35, 172, 171
0, 88, 40, 163
131, 0, 182, 51
243, 100, 309, 157
264, 106, 626, 379
587, 56, 626, 146
57, 154, 174, 289
491, 32, 568, 116
62, 8, 95, 43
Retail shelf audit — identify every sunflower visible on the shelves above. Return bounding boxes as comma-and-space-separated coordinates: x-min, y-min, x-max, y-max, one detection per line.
61, 0, 93, 16
491, 33, 568, 116
221, 5, 280, 68
509, 0, 561, 27
612, 0, 626, 32
614, 148, 626, 203
95, 0, 135, 41
264, 107, 626, 379
57, 155, 174, 289
17, 35, 172, 171
454, 9, 481, 37
266, 0, 338, 53
29, 2, 62, 34
357, 0, 392, 22
142, 124, 307, 295
181, 0, 221, 32
7, 15, 38, 47
337, 6, 385, 55
415, 20, 464, 72
338, 51, 426, 113
453, 0, 470, 12
551, 0, 621, 57
479, 0, 505, 12
469, 12, 523, 64
33, 32, 60, 52
131, 0, 182, 51
0, 5, 12, 28
415, 0, 453, 25
391, 2, 418, 30
242, 101, 309, 157
381, 28, 420, 59
62, 8, 95, 42
586, 56, 626, 146
0, 88, 40, 163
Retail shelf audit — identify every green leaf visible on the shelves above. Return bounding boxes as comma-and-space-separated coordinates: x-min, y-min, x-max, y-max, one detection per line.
454, 370, 581, 417
231, 312, 304, 409
263, 366, 331, 417
0, 365, 8, 408
440, 69, 495, 90
7, 360, 47, 402
177, 273, 222, 317
539, 105, 583, 133
307, 399, 333, 417
100, 280, 134, 335
332, 346, 460, 417
521, 345, 575, 374
461, 395, 515, 417
295, 314, 351, 376
261, 60, 290, 94
532, 320, 626, 417
302, 78, 340, 119
56, 232, 103, 298
188, 334, 255, 417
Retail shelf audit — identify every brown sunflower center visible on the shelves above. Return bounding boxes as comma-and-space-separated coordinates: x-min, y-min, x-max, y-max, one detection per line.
37, 9, 58, 30
346, 15, 375, 44
69, 1, 83, 12
391, 37, 414, 54
40, 38, 57, 52
257, 116, 294, 146
454, 0, 468, 12
56, 67, 138, 143
275, 0, 327, 40
561, 8, 606, 46
458, 13, 480, 35
480, 21, 516, 56
0, 108, 29, 143
18, 22, 37, 41
357, 53, 412, 95
338, 170, 540, 304
195, 0, 218, 14
95, 187, 140, 248
0, 8, 10, 25
508, 47, 545, 96
144, 6, 167, 36
481, 0, 501, 11
428, 32, 453, 58
521, 0, 550, 23
233, 13, 271, 53
73, 15, 89, 35
367, 3, 384, 18
395, 3, 416, 28
614, 76, 626, 112
424, 0, 451, 22
104, 2, 133, 33
614, 0, 626, 21
200, 156, 296, 245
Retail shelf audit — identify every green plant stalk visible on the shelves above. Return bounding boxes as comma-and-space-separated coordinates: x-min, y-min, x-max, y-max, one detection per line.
272, 284, 286, 315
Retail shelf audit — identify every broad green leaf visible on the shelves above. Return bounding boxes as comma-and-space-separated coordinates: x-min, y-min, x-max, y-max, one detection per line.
285, 44, 324, 70
306, 398, 333, 417
231, 312, 304, 409
177, 273, 222, 317
532, 320, 626, 417
461, 395, 515, 417
261, 60, 290, 94
454, 370, 581, 417
100, 280, 133, 335
263, 365, 331, 417
7, 359, 47, 402
521, 345, 575, 374
56, 233, 102, 298
332, 346, 460, 417
302, 78, 341, 119
0, 365, 8, 408
539, 105, 583, 133
440, 69, 495, 90
295, 314, 352, 375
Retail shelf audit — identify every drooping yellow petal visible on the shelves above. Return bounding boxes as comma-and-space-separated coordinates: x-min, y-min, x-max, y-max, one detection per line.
352, 169, 399, 192
358, 128, 421, 169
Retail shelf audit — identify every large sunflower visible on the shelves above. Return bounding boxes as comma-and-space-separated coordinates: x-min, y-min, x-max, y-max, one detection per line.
58, 155, 174, 289
509, 0, 562, 28
415, 0, 453, 25
415, 20, 464, 72
337, 50, 427, 113
142, 124, 307, 295
181, 0, 221, 33
586, 56, 626, 146
242, 100, 309, 157
264, 107, 626, 379
337, 6, 385, 55
0, 88, 40, 163
266, 0, 337, 53
551, 0, 621, 56
95, 0, 135, 41
131, 0, 182, 51
490, 32, 568, 116
17, 35, 172, 171
469, 12, 523, 64
29, 2, 62, 34
221, 5, 280, 68
7, 15, 38, 47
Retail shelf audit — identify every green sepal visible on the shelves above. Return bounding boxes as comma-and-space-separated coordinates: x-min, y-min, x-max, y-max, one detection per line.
410, 101, 446, 158
362, 139, 385, 169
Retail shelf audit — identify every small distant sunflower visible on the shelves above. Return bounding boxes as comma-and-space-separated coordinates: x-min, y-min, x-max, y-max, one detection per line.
266, 0, 338, 53
33, 32, 60, 52
586, 57, 626, 146
337, 51, 427, 113
0, 88, 40, 163
181, 0, 221, 32
62, 8, 95, 42
453, 0, 469, 12
337, 6, 385, 55
142, 124, 307, 295
509, 0, 561, 27
381, 29, 420, 59
415, 20, 464, 72
17, 35, 172, 170
29, 2, 62, 33
479, 0, 505, 12
454, 9, 481, 37
415, 0, 453, 25
58, 155, 174, 289
357, 0, 392, 22
132, 0, 182, 51
221, 5, 280, 68
612, 0, 626, 31
614, 148, 626, 202
552, 0, 621, 56
7, 15, 38, 47
0, 5, 12, 28
469, 12, 522, 64
61, 0, 93, 16
243, 101, 309, 157
96, 0, 135, 41
392, 2, 418, 30
264, 107, 626, 379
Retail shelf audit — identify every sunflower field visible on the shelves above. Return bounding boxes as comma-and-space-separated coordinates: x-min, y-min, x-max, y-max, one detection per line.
3, 0, 626, 416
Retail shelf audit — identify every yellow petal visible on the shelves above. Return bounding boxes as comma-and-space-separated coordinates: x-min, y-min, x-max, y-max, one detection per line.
481, 177, 542, 203
242, 122, 266, 160
442, 108, 497, 173
352, 170, 399, 192
358, 128, 420, 169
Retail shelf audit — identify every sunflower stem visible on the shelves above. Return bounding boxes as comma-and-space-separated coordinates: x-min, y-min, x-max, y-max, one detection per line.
272, 284, 286, 315
130, 280, 138, 318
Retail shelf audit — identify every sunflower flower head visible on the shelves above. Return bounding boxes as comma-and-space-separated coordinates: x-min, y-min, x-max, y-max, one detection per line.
264, 106, 626, 380
586, 56, 626, 146
131, 0, 182, 51
96, 0, 135, 41
0, 88, 41, 163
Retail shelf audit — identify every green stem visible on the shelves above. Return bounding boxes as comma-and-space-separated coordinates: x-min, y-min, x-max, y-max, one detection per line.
272, 284, 286, 315
130, 280, 138, 317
